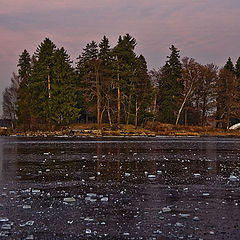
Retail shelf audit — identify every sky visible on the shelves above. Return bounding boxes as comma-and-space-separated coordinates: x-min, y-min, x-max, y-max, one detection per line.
1, 0, 240, 115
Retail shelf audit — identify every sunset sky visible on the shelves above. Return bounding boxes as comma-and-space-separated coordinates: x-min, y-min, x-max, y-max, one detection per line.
1, 0, 240, 113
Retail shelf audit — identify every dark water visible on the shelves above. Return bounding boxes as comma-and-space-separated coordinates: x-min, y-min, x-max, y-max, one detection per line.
0, 136, 240, 239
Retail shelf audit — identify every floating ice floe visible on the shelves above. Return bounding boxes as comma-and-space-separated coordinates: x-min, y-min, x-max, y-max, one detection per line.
0, 232, 9, 237
23, 205, 31, 209
202, 193, 210, 196
229, 175, 238, 182
25, 235, 34, 240
32, 189, 41, 193
86, 193, 96, 197
162, 207, 171, 213
148, 174, 156, 179
193, 216, 199, 221
63, 197, 76, 203
85, 197, 96, 202
101, 197, 109, 202
43, 152, 50, 155
194, 173, 201, 177
25, 221, 34, 226
0, 218, 9, 222
175, 222, 184, 227
1, 224, 11, 230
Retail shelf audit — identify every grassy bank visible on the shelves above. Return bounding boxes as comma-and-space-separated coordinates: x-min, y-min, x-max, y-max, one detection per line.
2, 122, 240, 137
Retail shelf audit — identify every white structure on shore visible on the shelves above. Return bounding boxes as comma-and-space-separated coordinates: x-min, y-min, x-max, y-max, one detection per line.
229, 123, 240, 130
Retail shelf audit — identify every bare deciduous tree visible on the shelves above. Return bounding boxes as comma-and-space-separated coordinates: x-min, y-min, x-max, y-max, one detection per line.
2, 72, 20, 128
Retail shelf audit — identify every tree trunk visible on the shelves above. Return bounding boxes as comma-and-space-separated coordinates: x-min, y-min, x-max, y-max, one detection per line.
127, 94, 132, 125
107, 99, 112, 126
48, 73, 51, 99
153, 93, 157, 113
117, 72, 120, 127
184, 108, 188, 126
96, 69, 101, 129
226, 104, 230, 129
176, 84, 193, 125
202, 97, 206, 126
86, 113, 88, 124
135, 100, 138, 127
100, 108, 105, 128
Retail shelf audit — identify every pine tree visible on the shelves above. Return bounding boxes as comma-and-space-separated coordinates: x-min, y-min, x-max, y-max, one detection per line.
29, 38, 56, 123
49, 47, 80, 124
224, 57, 235, 73
134, 55, 154, 126
76, 41, 100, 126
112, 34, 137, 125
17, 49, 32, 126
99, 36, 114, 125
235, 57, 240, 109
159, 45, 183, 123
235, 57, 240, 79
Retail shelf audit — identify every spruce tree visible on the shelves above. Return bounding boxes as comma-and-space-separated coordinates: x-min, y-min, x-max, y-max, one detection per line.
224, 57, 235, 73
112, 34, 137, 125
29, 38, 56, 123
76, 41, 100, 125
50, 47, 80, 124
235, 57, 240, 79
99, 36, 114, 125
159, 45, 183, 123
134, 55, 154, 126
17, 49, 32, 126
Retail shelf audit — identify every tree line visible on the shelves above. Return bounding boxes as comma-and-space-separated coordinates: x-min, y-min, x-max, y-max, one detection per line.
2, 34, 240, 129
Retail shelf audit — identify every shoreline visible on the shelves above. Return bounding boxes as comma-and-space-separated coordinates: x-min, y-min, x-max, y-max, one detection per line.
1, 123, 240, 138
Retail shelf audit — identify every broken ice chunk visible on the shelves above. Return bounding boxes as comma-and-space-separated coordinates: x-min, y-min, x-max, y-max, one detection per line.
101, 197, 109, 202
0, 218, 9, 222
229, 175, 238, 182
162, 207, 171, 213
63, 197, 76, 203
23, 205, 31, 209
1, 224, 11, 230
148, 174, 156, 179
194, 173, 201, 177
25, 221, 34, 226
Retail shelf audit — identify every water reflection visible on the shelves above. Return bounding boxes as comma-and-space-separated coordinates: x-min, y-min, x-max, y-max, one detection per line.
0, 138, 3, 180
0, 136, 239, 239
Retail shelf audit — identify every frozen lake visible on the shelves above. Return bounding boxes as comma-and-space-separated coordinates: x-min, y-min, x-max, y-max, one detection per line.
0, 136, 240, 239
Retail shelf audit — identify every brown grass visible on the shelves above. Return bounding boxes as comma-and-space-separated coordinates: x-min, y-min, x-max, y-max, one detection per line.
7, 122, 240, 137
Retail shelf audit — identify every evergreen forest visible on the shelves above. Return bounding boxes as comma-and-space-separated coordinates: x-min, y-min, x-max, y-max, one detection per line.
2, 34, 240, 130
